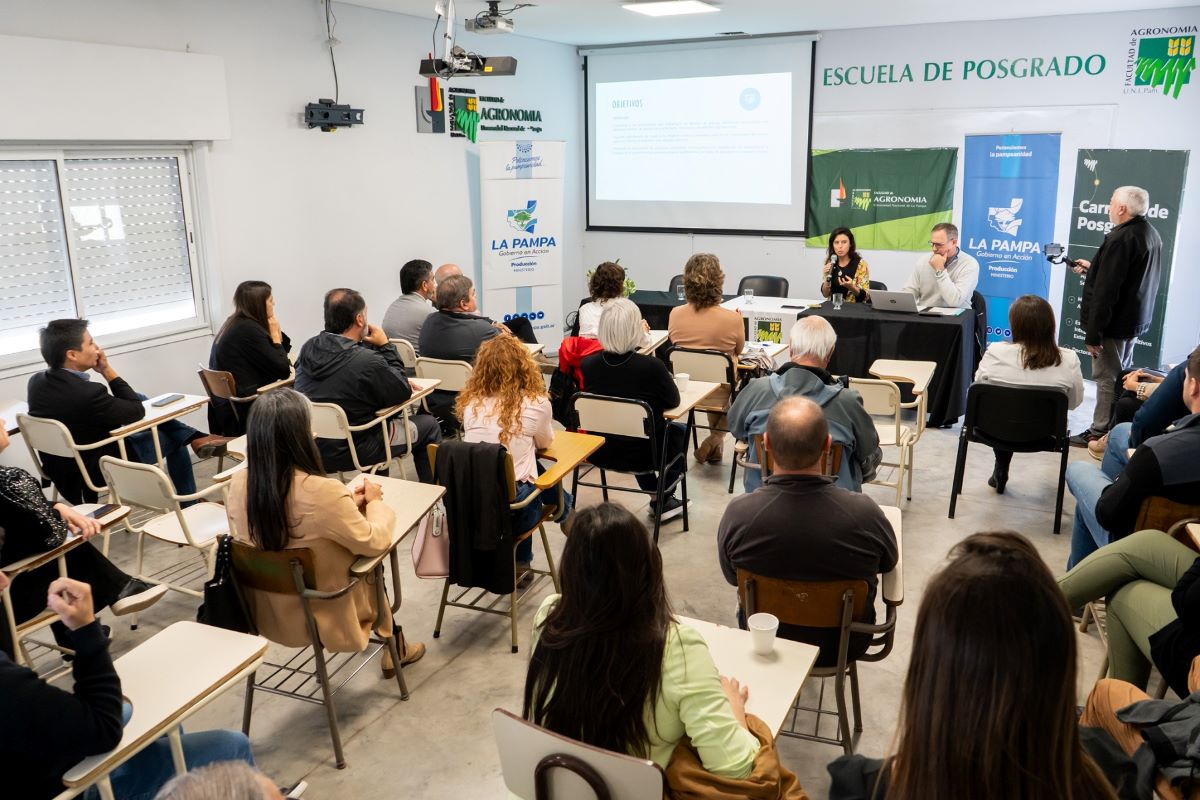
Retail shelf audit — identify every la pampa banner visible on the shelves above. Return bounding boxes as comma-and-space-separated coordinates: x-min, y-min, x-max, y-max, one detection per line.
480, 140, 566, 348
806, 148, 956, 250
962, 133, 1061, 343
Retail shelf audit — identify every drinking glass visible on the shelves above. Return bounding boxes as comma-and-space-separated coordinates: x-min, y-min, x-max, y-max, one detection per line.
743, 288, 754, 305
675, 284, 685, 301
832, 292, 843, 311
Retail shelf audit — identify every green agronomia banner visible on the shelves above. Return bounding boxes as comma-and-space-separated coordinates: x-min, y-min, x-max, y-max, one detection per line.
806, 148, 957, 250
1056, 149, 1189, 376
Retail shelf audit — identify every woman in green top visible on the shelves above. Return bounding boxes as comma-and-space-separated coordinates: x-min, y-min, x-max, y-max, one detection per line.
524, 503, 759, 776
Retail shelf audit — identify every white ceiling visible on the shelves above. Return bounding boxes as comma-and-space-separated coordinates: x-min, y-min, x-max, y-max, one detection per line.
338, 0, 1197, 46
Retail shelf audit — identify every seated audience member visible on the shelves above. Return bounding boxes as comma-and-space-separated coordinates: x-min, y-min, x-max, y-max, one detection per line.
667, 253, 745, 464
1087, 368, 1165, 460
526, 503, 773, 784
1092, 351, 1195, 463
1065, 347, 1200, 568
579, 261, 632, 338
901, 222, 979, 309
581, 299, 687, 522
381, 258, 437, 350
431, 263, 537, 344
828, 532, 1128, 800
27, 319, 230, 504
718, 397, 896, 667
0, 420, 166, 658
457, 336, 573, 577
154, 761, 286, 800
207, 280, 293, 436
728, 316, 880, 492
294, 288, 441, 482
418, 274, 502, 363
0, 575, 255, 800
226, 389, 425, 671
819, 227, 873, 304
1060, 529, 1200, 696
972, 294, 1084, 493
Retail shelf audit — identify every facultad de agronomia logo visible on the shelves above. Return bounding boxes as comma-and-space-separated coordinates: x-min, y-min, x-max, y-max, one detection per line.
1124, 25, 1196, 99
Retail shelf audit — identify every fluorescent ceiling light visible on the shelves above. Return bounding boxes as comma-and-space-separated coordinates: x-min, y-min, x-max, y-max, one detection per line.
622, 1, 720, 17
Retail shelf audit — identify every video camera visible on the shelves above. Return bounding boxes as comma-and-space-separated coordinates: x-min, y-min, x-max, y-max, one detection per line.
1044, 243, 1079, 269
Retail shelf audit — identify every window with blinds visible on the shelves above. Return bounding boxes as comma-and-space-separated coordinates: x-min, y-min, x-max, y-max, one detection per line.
0, 151, 202, 363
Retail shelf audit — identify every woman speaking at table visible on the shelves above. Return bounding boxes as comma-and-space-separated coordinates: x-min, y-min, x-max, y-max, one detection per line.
819, 227, 872, 304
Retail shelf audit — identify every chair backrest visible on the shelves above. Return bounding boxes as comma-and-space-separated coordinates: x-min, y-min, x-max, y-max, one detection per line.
309, 402, 352, 441
868, 280, 888, 291
230, 540, 317, 596
667, 274, 685, 295
390, 338, 418, 370
737, 570, 869, 629
17, 413, 78, 459
99, 456, 178, 514
492, 709, 665, 800
668, 347, 734, 386
416, 356, 473, 392
196, 366, 241, 403
964, 382, 1068, 447
571, 394, 653, 440
738, 275, 789, 298
1137, 497, 1200, 533
849, 377, 902, 421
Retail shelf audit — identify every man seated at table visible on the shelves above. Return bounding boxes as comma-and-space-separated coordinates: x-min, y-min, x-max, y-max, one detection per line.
26, 319, 231, 504
717, 397, 897, 667
429, 264, 538, 344
728, 316, 881, 492
381, 258, 437, 352
1066, 347, 1200, 569
295, 288, 442, 483
902, 222, 979, 309
0, 574, 256, 800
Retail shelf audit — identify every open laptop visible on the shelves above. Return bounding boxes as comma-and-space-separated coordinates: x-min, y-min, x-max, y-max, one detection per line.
871, 290, 938, 315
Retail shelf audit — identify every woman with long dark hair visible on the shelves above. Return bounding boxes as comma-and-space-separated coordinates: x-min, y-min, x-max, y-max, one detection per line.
207, 281, 292, 435
524, 503, 759, 777
972, 294, 1084, 493
226, 389, 424, 673
829, 532, 1121, 800
819, 227, 872, 303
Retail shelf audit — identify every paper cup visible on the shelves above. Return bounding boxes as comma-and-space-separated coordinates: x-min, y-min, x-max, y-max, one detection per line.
674, 373, 690, 392
748, 612, 779, 655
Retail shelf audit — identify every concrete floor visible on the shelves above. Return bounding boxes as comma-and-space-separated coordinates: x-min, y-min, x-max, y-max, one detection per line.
81, 385, 1112, 799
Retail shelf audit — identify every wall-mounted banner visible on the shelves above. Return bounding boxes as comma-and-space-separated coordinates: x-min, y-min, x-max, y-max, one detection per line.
962, 133, 1061, 343
806, 148, 956, 250
1056, 148, 1189, 374
480, 140, 566, 351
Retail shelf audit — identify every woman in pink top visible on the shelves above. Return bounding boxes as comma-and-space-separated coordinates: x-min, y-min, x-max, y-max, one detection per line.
457, 335, 573, 572
667, 253, 744, 464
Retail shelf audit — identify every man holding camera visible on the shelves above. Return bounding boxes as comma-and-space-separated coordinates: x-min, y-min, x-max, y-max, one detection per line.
1069, 185, 1162, 447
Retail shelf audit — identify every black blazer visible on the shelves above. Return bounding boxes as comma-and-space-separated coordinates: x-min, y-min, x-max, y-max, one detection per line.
207, 317, 292, 435
26, 369, 145, 503
1079, 215, 1162, 345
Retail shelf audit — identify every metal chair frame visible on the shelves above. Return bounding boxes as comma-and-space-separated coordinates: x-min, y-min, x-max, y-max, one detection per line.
17, 413, 116, 519
849, 377, 914, 505
309, 401, 414, 482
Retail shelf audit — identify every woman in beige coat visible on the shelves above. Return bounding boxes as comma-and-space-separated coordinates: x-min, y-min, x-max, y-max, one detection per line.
226, 388, 424, 674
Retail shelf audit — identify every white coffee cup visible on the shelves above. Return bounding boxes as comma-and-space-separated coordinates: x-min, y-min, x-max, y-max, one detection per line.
748, 612, 779, 655
674, 372, 690, 392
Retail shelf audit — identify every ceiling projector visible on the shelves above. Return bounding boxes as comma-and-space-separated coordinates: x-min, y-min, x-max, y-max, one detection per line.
466, 2, 514, 34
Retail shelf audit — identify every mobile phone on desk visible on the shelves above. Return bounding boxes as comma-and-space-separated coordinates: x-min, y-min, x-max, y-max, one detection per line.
87, 503, 120, 519
151, 393, 184, 407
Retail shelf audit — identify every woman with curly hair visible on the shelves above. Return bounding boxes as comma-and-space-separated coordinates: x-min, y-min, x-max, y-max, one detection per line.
667, 253, 744, 464
457, 335, 573, 572
819, 227, 872, 303
578, 261, 639, 339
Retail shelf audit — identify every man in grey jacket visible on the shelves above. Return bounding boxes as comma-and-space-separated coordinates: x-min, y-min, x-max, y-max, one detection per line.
729, 316, 881, 492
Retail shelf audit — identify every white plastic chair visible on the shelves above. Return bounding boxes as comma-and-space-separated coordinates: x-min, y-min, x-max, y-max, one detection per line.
415, 356, 473, 392
492, 708, 665, 800
668, 347, 737, 449
390, 338, 418, 371
99, 456, 227, 603
848, 378, 914, 505
309, 402, 412, 482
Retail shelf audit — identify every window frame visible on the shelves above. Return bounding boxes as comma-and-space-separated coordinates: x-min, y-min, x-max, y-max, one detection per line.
0, 143, 211, 377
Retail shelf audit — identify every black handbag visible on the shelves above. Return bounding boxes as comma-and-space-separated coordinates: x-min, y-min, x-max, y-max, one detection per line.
548, 367, 580, 428
196, 534, 254, 633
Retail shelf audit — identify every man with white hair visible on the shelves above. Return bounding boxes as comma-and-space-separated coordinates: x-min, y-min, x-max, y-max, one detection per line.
727, 315, 881, 492
1070, 185, 1163, 446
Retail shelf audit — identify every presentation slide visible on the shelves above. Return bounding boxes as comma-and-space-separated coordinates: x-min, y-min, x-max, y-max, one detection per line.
584, 36, 815, 235
595, 73, 792, 206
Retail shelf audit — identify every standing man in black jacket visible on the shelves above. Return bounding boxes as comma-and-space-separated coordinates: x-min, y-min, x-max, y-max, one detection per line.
295, 288, 441, 482
1071, 185, 1162, 446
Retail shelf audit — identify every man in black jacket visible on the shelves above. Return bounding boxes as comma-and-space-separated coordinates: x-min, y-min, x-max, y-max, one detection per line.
1071, 185, 1162, 445
26, 320, 231, 503
295, 288, 441, 482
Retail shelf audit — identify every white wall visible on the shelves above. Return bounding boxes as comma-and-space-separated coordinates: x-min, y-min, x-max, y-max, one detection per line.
582, 6, 1200, 363
0, 0, 583, 467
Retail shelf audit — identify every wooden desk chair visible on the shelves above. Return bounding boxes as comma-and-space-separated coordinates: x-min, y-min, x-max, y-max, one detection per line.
390, 338, 418, 371
196, 366, 256, 454
848, 378, 914, 505
429, 443, 559, 653
99, 456, 227, 610
492, 708, 665, 800
309, 401, 412, 482
231, 542, 409, 770
730, 434, 842, 493
737, 570, 899, 755
1137, 497, 1200, 533
568, 393, 689, 544
667, 346, 737, 453
17, 414, 115, 527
